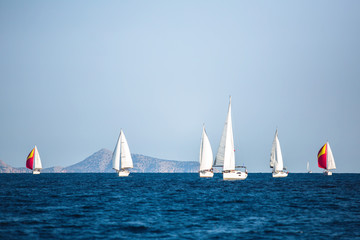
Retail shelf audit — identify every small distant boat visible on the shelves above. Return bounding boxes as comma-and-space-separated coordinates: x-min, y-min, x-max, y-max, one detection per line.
199, 125, 214, 178
270, 130, 288, 178
26, 146, 42, 174
112, 130, 133, 177
214, 97, 248, 180
318, 142, 336, 176
307, 161, 312, 173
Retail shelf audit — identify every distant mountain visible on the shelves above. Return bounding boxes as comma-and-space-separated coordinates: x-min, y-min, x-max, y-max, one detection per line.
0, 160, 30, 173
0, 149, 199, 173
64, 149, 113, 173
64, 149, 199, 173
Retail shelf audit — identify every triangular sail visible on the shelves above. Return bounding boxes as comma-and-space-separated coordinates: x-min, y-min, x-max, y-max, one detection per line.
199, 126, 213, 171
33, 145, 42, 169
214, 119, 227, 167
120, 130, 133, 169
317, 143, 327, 169
274, 135, 283, 171
326, 142, 336, 170
26, 147, 35, 170
112, 132, 121, 171
307, 161, 310, 171
270, 130, 277, 168
270, 130, 284, 172
215, 97, 235, 171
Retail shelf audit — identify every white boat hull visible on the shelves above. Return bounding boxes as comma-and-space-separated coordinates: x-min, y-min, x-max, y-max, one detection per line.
199, 171, 214, 178
324, 170, 332, 176
272, 171, 288, 178
32, 169, 41, 175
117, 170, 130, 177
223, 171, 247, 180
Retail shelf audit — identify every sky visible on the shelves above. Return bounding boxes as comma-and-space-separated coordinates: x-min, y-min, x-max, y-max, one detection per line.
0, 0, 359, 173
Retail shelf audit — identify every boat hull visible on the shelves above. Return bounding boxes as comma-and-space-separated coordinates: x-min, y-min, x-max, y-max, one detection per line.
323, 170, 332, 176
199, 171, 214, 178
272, 171, 288, 178
32, 169, 41, 175
117, 170, 130, 177
223, 171, 247, 180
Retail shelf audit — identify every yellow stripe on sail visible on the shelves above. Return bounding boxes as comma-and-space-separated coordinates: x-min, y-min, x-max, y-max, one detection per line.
27, 148, 35, 160
317, 144, 326, 158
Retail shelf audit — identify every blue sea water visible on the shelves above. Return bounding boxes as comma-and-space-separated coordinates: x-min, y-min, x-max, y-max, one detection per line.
1, 173, 360, 239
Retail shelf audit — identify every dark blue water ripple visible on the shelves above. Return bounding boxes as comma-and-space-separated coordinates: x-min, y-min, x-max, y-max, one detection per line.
0, 173, 360, 239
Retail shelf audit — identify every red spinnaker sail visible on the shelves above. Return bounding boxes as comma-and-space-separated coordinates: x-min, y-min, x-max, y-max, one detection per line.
26, 148, 35, 170
317, 143, 327, 169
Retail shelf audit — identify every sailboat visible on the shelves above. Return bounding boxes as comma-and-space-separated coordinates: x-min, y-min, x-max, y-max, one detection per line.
112, 130, 133, 177
26, 146, 42, 174
214, 97, 248, 180
199, 125, 214, 178
317, 142, 336, 175
307, 161, 312, 173
270, 130, 288, 178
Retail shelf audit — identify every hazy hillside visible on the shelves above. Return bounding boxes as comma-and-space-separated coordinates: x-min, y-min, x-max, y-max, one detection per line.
0, 149, 199, 173
65, 149, 199, 173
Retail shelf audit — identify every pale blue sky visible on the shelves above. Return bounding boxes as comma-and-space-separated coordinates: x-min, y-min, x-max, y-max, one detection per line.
1, 0, 359, 172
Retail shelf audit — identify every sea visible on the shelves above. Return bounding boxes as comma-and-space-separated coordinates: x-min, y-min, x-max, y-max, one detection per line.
1, 173, 360, 239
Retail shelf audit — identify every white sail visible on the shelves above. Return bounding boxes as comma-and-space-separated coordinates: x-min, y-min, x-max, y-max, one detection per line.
326, 142, 336, 170
199, 126, 213, 171
270, 130, 284, 172
120, 130, 133, 169
274, 134, 284, 171
214, 119, 227, 167
112, 130, 133, 170
307, 161, 310, 171
270, 130, 277, 168
34, 145, 42, 169
215, 97, 235, 171
112, 132, 121, 171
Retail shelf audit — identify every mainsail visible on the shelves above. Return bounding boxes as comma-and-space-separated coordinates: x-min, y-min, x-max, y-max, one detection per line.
199, 126, 213, 171
270, 130, 284, 171
274, 134, 284, 171
214, 97, 235, 171
120, 130, 133, 169
270, 130, 277, 168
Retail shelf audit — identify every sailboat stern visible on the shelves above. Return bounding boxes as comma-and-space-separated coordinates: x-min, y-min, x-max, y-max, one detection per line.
118, 169, 130, 177
32, 169, 41, 175
199, 170, 214, 178
223, 170, 247, 180
272, 171, 288, 178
